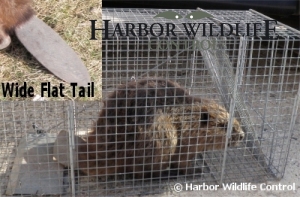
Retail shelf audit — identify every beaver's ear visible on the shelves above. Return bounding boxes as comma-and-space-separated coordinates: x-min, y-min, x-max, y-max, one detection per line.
199, 104, 210, 123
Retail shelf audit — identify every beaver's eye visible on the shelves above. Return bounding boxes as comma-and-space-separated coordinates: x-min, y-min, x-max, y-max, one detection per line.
154, 11, 183, 19
201, 112, 209, 121
239, 134, 244, 141
219, 123, 227, 128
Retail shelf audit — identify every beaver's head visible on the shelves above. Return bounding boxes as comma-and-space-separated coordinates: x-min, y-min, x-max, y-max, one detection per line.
198, 102, 245, 150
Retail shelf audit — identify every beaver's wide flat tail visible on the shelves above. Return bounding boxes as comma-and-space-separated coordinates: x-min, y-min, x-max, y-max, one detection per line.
15, 16, 91, 86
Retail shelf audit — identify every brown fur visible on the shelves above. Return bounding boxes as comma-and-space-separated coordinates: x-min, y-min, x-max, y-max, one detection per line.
166, 102, 244, 174
0, 0, 34, 48
0, 0, 33, 33
78, 78, 244, 179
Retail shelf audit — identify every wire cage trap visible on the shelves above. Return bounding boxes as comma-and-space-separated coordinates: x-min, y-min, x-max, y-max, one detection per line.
1, 7, 300, 196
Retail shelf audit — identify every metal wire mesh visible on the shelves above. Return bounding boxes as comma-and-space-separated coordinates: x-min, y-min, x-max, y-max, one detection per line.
1, 8, 300, 196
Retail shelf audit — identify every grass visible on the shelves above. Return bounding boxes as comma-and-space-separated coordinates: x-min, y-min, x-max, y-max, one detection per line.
0, 0, 102, 101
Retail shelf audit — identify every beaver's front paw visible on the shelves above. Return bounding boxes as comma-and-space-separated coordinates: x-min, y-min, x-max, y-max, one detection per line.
0, 29, 11, 50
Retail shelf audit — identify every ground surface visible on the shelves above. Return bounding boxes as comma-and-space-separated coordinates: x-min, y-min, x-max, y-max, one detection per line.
0, 0, 102, 101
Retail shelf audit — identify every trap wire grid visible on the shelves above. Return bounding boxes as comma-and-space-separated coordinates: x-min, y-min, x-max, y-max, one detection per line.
0, 101, 271, 196
102, 7, 300, 184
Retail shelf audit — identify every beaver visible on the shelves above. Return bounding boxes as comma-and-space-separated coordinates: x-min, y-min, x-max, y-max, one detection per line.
77, 78, 244, 179
0, 0, 34, 50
